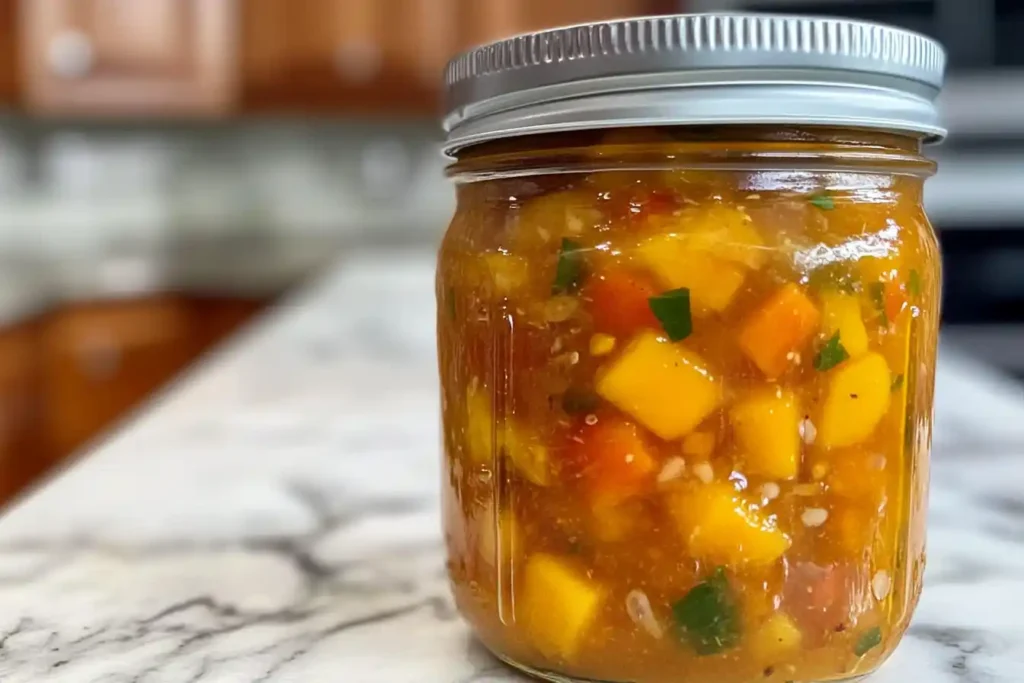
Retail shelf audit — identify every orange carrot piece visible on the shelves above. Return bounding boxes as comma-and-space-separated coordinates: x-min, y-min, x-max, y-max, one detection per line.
883, 280, 908, 323
738, 283, 820, 378
569, 417, 658, 508
584, 268, 661, 337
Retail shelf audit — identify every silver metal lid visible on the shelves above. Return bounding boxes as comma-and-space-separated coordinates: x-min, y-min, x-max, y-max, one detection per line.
442, 13, 947, 155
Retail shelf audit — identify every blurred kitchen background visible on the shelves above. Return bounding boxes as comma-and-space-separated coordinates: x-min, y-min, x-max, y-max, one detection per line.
0, 0, 1019, 506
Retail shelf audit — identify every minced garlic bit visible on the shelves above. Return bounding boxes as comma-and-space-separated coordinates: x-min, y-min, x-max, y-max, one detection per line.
568, 351, 580, 366
625, 589, 664, 639
657, 457, 687, 484
760, 482, 781, 501
589, 333, 617, 357
799, 417, 817, 445
692, 462, 714, 484
801, 508, 829, 527
584, 414, 599, 426
811, 462, 829, 481
872, 570, 892, 601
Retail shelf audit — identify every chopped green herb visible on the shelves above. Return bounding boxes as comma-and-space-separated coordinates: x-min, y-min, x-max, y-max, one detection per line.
868, 282, 888, 324
561, 387, 601, 415
908, 269, 922, 297
809, 193, 835, 211
890, 373, 905, 392
814, 331, 849, 372
854, 626, 883, 656
672, 567, 740, 655
648, 288, 693, 342
552, 238, 585, 294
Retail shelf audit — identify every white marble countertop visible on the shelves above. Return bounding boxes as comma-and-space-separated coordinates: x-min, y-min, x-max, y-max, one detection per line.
0, 250, 1022, 682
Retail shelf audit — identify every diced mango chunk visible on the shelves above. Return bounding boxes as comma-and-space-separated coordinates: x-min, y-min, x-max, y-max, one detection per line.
730, 389, 801, 480
821, 291, 869, 357
739, 284, 820, 378
465, 378, 550, 485
637, 235, 747, 314
466, 380, 494, 464
819, 352, 892, 448
751, 613, 803, 663
649, 205, 768, 270
482, 252, 530, 295
521, 554, 605, 661
515, 190, 603, 251
504, 424, 551, 487
597, 332, 722, 440
668, 483, 790, 567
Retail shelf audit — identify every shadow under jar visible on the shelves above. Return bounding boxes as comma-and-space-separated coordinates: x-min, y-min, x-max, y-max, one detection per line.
436, 14, 947, 683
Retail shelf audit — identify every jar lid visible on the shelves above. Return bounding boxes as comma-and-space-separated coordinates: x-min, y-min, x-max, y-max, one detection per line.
442, 13, 947, 155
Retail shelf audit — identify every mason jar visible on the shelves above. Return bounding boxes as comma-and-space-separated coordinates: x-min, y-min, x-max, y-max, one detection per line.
436, 14, 945, 683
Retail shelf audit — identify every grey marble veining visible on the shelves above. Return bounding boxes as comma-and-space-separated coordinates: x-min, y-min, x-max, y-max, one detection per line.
0, 250, 1022, 682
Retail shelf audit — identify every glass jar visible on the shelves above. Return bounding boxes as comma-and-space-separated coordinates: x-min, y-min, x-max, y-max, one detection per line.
437, 14, 945, 683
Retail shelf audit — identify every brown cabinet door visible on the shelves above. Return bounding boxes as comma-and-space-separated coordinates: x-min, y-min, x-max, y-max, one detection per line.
243, 0, 457, 113
42, 298, 195, 459
459, 0, 674, 49
21, 0, 237, 116
0, 322, 45, 505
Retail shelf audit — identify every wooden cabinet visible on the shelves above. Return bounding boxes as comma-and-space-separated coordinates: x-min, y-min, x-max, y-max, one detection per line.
42, 297, 194, 458
20, 0, 237, 116
0, 0, 18, 105
242, 0, 458, 113
190, 295, 271, 354
458, 0, 673, 51
0, 321, 45, 504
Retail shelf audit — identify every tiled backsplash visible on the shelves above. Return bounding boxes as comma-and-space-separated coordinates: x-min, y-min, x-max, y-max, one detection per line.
0, 116, 454, 253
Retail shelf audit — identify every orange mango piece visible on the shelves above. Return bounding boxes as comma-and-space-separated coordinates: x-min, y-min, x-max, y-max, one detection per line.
739, 284, 821, 378
572, 417, 658, 508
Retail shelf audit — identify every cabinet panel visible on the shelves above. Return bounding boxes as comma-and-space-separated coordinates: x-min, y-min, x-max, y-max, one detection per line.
21, 0, 237, 117
0, 322, 45, 505
42, 298, 194, 458
459, 1, 676, 50
242, 0, 458, 113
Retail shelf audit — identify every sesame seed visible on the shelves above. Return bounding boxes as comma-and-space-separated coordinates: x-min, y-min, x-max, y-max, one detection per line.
760, 482, 781, 501
693, 462, 714, 483
584, 414, 598, 426
799, 417, 817, 445
872, 570, 891, 601
801, 508, 829, 527
657, 457, 687, 484
625, 453, 635, 463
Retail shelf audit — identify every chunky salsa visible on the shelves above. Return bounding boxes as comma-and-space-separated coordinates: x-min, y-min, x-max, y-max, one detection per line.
437, 128, 938, 683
